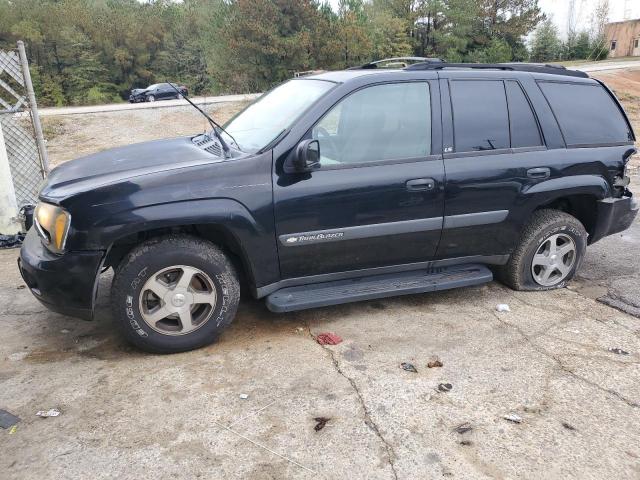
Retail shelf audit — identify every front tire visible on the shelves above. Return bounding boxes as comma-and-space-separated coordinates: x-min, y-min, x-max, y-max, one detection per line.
147, 95, 155, 102
497, 209, 587, 291
111, 235, 240, 353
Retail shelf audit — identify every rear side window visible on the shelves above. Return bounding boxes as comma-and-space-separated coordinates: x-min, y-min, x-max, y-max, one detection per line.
505, 81, 542, 148
451, 80, 509, 152
538, 81, 632, 146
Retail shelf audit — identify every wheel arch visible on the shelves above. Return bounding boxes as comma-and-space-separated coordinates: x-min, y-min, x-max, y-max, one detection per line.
99, 199, 279, 292
522, 175, 610, 243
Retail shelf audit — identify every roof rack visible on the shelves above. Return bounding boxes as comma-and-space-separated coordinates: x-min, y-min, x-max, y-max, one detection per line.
404, 62, 589, 78
348, 57, 443, 70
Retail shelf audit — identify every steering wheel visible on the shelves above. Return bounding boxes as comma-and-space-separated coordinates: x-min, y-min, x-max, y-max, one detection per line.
315, 126, 340, 162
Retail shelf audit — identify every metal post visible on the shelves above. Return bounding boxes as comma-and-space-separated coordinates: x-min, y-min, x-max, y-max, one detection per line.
16, 40, 49, 175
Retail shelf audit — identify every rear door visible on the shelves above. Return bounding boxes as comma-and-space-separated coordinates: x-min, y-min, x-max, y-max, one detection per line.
273, 80, 445, 279
436, 74, 549, 260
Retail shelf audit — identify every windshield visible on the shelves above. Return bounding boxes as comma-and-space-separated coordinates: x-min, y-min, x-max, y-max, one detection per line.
221, 79, 335, 153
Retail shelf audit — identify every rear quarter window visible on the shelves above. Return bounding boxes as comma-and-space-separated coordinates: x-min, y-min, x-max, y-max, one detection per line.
538, 81, 633, 146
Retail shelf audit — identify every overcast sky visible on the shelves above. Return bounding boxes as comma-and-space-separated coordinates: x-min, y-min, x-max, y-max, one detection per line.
538, 0, 640, 38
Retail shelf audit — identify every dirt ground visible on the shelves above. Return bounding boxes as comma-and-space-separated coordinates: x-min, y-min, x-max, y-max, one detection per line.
1, 71, 640, 479
43, 102, 249, 168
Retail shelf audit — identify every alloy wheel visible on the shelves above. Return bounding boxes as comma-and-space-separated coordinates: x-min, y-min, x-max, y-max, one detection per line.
530, 233, 576, 286
138, 265, 217, 335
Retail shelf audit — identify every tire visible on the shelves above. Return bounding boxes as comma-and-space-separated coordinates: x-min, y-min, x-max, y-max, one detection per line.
111, 235, 240, 353
147, 95, 155, 102
497, 209, 587, 291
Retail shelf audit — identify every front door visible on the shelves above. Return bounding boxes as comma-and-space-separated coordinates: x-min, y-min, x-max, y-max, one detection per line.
273, 80, 445, 279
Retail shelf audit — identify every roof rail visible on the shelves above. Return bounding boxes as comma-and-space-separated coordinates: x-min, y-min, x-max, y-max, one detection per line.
348, 57, 443, 70
404, 62, 589, 78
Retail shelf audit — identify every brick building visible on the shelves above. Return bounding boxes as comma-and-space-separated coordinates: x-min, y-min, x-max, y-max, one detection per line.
605, 19, 640, 58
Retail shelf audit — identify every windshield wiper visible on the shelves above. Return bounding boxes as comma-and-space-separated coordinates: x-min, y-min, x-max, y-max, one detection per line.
167, 82, 241, 157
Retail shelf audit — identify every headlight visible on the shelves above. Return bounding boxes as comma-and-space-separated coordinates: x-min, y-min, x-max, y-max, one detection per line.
34, 202, 71, 254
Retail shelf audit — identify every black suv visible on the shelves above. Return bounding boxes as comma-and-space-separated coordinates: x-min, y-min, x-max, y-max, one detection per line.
129, 83, 188, 103
19, 61, 637, 353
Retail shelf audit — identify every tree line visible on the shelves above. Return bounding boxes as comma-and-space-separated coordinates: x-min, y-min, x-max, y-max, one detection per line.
0, 0, 610, 106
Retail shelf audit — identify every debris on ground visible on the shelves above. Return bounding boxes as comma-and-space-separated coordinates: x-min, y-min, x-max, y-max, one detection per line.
459, 440, 473, 446
401, 362, 418, 373
16, 285, 26, 290
35, 408, 61, 418
453, 422, 473, 434
313, 417, 330, 432
8, 425, 18, 434
503, 413, 522, 423
608, 347, 630, 355
239, 394, 249, 400
316, 332, 343, 345
438, 383, 453, 392
562, 422, 576, 431
496, 304, 511, 312
0, 409, 21, 429
0, 233, 25, 249
427, 356, 443, 368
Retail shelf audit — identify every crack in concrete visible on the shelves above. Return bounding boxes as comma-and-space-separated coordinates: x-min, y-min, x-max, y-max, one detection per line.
597, 292, 640, 319
492, 312, 640, 410
305, 324, 399, 480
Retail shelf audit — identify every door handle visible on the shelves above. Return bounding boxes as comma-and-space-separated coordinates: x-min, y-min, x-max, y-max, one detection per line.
527, 167, 550, 179
406, 178, 436, 191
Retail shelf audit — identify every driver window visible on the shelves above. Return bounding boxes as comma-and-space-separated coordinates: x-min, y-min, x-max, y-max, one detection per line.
312, 82, 431, 166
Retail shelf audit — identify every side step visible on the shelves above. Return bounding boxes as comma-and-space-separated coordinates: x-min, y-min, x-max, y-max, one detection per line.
266, 264, 493, 313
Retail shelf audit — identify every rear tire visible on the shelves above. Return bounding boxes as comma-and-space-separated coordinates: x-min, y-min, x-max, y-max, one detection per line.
110, 235, 240, 353
497, 209, 587, 291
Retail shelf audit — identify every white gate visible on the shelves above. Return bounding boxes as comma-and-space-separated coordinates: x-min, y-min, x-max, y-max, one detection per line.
0, 41, 48, 234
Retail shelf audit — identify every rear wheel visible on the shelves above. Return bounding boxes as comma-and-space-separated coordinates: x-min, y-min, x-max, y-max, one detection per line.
111, 235, 240, 353
497, 209, 587, 291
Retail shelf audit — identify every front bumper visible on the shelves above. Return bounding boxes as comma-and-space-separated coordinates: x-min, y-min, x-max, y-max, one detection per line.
591, 192, 638, 243
18, 228, 105, 320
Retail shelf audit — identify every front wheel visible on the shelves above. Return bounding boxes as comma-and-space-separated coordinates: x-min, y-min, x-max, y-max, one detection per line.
146, 95, 155, 102
497, 209, 587, 291
111, 235, 240, 353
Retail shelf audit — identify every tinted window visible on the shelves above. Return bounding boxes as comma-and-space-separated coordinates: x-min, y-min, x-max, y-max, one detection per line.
505, 81, 542, 148
312, 82, 431, 165
451, 80, 509, 152
539, 82, 632, 146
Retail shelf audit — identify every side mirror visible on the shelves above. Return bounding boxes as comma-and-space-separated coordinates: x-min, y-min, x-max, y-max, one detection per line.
287, 139, 320, 173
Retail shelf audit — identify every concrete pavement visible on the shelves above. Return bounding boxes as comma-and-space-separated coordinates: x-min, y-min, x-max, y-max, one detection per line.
1, 179, 639, 478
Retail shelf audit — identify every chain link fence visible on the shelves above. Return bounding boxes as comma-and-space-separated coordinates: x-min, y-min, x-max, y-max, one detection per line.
0, 46, 47, 210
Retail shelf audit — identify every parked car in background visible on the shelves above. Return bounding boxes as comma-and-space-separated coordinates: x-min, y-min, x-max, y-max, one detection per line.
129, 83, 188, 103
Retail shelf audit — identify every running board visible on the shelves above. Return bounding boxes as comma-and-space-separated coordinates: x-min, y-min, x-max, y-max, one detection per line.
266, 264, 492, 313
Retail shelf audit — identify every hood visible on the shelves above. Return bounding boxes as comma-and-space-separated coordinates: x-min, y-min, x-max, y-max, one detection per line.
131, 88, 145, 95
41, 137, 221, 202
